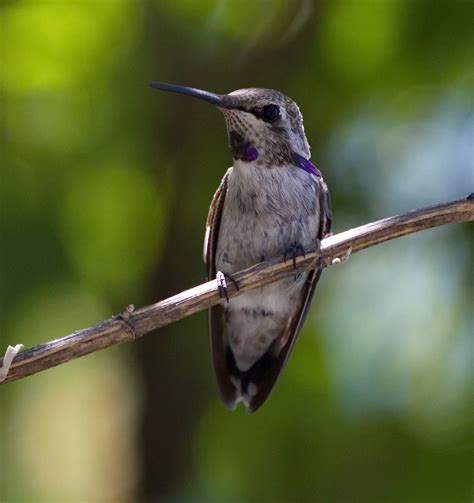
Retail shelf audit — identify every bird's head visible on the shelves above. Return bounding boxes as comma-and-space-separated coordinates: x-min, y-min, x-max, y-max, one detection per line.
150, 82, 310, 167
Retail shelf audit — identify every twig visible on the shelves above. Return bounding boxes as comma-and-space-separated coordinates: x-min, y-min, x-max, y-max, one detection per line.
1, 194, 472, 384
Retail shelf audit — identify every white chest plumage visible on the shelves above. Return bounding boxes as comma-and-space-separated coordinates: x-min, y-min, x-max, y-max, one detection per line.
216, 161, 320, 270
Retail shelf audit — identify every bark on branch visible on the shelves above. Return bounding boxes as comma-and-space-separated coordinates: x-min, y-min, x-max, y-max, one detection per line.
1, 194, 473, 384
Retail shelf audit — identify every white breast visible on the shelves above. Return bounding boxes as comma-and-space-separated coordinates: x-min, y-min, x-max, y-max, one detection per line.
216, 160, 320, 271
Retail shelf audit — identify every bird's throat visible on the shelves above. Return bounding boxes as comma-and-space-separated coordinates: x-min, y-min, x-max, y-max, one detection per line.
229, 131, 259, 162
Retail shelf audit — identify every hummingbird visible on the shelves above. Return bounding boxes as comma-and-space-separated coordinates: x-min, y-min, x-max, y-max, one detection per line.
150, 82, 332, 412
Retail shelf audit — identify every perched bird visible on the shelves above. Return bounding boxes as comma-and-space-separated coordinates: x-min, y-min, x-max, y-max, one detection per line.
150, 82, 332, 412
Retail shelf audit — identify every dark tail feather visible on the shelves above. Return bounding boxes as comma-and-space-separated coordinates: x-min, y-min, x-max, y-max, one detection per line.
226, 345, 282, 413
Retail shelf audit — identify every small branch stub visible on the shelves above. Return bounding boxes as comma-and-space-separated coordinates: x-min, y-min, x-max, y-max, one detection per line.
0, 194, 472, 384
0, 345, 24, 383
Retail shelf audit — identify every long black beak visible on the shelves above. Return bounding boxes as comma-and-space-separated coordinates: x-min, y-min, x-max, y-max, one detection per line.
149, 81, 226, 107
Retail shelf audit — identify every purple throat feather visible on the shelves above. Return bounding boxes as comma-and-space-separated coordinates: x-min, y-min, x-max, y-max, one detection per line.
243, 146, 259, 162
292, 152, 321, 177
243, 146, 321, 178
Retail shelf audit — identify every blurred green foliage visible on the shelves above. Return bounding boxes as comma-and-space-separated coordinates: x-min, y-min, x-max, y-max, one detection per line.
0, 1, 472, 502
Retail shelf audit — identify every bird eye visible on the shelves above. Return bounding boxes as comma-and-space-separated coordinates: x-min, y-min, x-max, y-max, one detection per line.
262, 104, 281, 122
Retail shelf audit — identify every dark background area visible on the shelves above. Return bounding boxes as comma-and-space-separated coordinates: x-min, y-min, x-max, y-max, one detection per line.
1, 1, 472, 501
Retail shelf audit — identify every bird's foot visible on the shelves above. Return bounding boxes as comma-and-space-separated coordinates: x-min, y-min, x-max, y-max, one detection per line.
284, 242, 306, 280
216, 271, 240, 303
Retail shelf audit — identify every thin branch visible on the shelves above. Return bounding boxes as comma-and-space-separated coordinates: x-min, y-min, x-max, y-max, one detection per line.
1, 194, 473, 384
